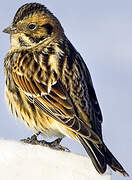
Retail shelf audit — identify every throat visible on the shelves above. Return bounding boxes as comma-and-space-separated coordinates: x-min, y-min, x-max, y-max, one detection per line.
10, 33, 46, 50
11, 34, 31, 49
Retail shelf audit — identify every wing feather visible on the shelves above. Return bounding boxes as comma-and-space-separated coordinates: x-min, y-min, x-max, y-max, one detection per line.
11, 50, 102, 144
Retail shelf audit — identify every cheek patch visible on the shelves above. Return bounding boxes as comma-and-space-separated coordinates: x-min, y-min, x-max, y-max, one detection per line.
41, 23, 53, 35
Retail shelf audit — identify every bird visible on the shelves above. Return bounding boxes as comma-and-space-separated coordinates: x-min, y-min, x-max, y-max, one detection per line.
3, 2, 129, 176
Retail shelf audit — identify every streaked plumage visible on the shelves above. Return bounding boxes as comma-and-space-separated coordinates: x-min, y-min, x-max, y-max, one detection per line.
3, 3, 128, 176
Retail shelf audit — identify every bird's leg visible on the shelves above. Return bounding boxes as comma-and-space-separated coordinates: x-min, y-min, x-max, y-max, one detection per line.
20, 133, 40, 144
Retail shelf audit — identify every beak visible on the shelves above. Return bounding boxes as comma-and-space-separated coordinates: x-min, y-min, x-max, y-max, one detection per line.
3, 25, 17, 34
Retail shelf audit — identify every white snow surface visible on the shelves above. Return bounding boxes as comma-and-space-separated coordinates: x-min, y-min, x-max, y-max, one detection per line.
0, 139, 111, 180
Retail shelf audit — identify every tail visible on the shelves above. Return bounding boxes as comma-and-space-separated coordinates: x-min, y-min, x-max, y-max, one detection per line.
78, 135, 129, 176
104, 144, 129, 176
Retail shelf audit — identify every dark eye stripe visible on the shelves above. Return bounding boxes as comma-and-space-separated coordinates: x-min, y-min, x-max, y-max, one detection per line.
41, 23, 53, 35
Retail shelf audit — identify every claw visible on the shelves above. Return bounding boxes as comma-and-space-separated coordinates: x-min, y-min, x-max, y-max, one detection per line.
49, 138, 70, 152
20, 136, 70, 152
20, 134, 38, 144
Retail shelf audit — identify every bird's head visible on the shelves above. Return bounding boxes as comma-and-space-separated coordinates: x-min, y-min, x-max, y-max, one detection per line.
3, 3, 64, 49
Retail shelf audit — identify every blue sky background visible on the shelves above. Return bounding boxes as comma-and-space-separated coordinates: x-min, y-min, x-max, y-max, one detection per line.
0, 1, 131, 179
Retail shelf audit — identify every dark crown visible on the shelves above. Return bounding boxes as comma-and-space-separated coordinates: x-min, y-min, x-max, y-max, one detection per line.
13, 3, 54, 25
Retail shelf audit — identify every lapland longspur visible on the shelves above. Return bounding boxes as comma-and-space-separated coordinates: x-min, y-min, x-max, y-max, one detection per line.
3, 3, 129, 176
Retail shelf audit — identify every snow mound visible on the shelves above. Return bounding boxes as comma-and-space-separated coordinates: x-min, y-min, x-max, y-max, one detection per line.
0, 139, 111, 180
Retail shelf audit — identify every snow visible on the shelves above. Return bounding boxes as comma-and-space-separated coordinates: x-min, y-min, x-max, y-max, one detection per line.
0, 139, 111, 180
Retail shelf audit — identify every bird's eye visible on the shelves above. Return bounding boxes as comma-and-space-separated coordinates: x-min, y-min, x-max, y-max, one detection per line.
28, 23, 36, 30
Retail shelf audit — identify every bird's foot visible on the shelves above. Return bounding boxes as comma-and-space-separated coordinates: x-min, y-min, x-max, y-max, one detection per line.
47, 138, 70, 152
37, 138, 70, 152
21, 136, 70, 152
20, 134, 39, 145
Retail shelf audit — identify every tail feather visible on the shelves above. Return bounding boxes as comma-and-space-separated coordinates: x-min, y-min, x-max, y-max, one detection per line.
104, 145, 129, 176
78, 135, 107, 174
78, 135, 129, 176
